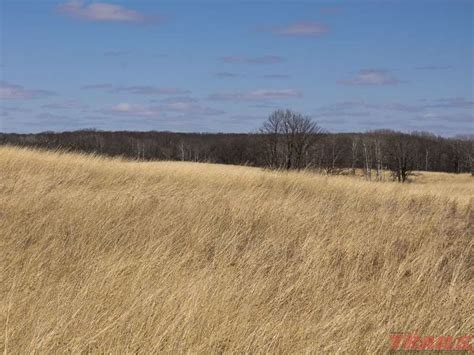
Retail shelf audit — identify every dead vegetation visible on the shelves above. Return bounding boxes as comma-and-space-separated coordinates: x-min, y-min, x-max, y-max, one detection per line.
0, 146, 472, 353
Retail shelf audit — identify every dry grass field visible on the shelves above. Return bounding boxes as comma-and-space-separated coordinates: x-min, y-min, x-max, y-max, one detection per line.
1, 146, 473, 353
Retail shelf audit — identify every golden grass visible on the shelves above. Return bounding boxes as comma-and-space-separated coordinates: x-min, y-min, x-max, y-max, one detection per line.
1, 146, 472, 353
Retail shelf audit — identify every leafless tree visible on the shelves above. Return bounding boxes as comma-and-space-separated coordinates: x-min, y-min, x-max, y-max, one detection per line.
350, 137, 359, 175
384, 134, 417, 182
1, 129, 472, 174
374, 138, 383, 180
362, 138, 372, 180
260, 111, 283, 168
260, 109, 322, 170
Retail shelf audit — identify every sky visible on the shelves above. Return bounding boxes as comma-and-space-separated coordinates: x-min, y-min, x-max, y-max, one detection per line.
0, 0, 473, 136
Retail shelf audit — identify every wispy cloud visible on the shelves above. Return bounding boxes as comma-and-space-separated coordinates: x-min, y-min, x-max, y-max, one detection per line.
426, 97, 474, 109
314, 98, 474, 135
57, 0, 155, 23
318, 101, 370, 112
209, 89, 302, 102
269, 21, 329, 37
414, 65, 453, 70
42, 100, 89, 110
81, 83, 113, 90
161, 96, 198, 104
105, 98, 224, 118
318, 100, 425, 114
214, 72, 289, 79
320, 6, 342, 15
220, 55, 283, 65
82, 84, 190, 95
313, 111, 371, 118
163, 97, 225, 115
36, 112, 69, 122
382, 103, 425, 112
110, 103, 161, 117
214, 72, 242, 79
113, 86, 189, 95
0, 106, 33, 117
338, 69, 402, 86
438, 113, 473, 123
262, 74, 291, 79
104, 50, 132, 57
0, 106, 33, 113
228, 114, 265, 122
0, 82, 55, 99
414, 112, 474, 124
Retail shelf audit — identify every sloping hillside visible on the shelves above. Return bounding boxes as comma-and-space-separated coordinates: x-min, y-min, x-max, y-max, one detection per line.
1, 147, 472, 353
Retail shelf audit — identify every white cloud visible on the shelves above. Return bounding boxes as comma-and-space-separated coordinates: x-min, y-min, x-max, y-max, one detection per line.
215, 72, 242, 79
220, 55, 283, 65
263, 74, 291, 79
164, 99, 224, 115
209, 89, 302, 102
271, 22, 329, 37
104, 50, 132, 57
82, 84, 189, 95
320, 7, 342, 15
414, 65, 453, 70
107, 98, 224, 118
110, 103, 161, 117
112, 103, 132, 112
339, 69, 401, 86
57, 0, 150, 23
81, 84, 114, 90
42, 100, 89, 110
114, 86, 189, 95
427, 97, 474, 109
0, 82, 55, 99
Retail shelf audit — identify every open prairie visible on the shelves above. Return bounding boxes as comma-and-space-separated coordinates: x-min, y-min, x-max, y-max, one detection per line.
1, 146, 472, 353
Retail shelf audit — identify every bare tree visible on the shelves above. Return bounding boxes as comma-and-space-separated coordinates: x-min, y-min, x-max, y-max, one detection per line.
350, 136, 359, 175
374, 138, 383, 180
384, 134, 417, 182
260, 109, 322, 170
424, 148, 429, 171
319, 135, 344, 174
362, 138, 372, 180
260, 111, 283, 168
178, 140, 186, 161
1, 129, 471, 174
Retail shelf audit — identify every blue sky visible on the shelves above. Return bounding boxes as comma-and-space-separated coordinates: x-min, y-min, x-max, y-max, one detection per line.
0, 0, 472, 136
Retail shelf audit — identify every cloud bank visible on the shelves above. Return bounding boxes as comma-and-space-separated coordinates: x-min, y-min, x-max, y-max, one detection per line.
0, 82, 55, 99
339, 69, 402, 86
220, 55, 283, 65
270, 21, 329, 37
83, 84, 189, 96
57, 0, 154, 23
209, 89, 302, 102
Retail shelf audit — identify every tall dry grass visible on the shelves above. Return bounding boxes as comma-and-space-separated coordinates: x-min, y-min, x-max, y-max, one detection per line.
0, 146, 472, 353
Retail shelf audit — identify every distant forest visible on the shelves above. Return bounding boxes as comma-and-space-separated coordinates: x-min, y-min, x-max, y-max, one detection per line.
1, 125, 472, 181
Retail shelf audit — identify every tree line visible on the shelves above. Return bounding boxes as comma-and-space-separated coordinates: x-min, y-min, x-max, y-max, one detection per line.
1, 109, 472, 182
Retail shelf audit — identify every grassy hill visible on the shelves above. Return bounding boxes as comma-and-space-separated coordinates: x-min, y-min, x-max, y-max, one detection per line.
1, 146, 472, 353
